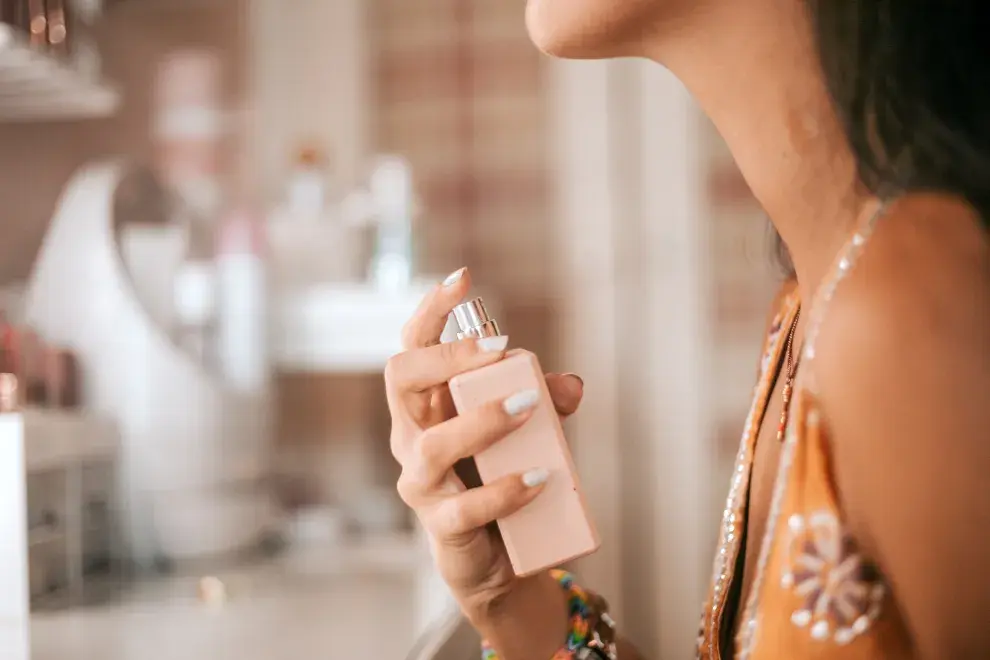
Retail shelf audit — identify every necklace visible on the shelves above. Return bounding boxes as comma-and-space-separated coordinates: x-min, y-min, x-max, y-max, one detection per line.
776, 306, 801, 443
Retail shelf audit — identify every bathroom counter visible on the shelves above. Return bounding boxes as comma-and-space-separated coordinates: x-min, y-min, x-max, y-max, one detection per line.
0, 409, 120, 658
29, 560, 418, 660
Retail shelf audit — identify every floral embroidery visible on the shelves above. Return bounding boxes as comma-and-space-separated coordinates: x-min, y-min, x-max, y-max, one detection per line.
780, 511, 886, 645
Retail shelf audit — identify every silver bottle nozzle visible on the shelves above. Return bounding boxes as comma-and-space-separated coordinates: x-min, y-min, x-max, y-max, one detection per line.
452, 297, 501, 339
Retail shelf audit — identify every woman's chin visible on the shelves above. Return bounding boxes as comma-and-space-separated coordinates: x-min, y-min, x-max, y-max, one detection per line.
524, 0, 625, 60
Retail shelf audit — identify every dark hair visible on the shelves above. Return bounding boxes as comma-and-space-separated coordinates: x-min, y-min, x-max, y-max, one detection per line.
774, 1, 990, 273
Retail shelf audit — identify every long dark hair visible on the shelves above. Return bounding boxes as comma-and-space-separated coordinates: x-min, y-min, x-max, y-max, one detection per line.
774, 1, 990, 272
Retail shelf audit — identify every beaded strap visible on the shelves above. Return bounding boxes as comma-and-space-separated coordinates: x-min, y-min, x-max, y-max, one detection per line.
481, 570, 598, 660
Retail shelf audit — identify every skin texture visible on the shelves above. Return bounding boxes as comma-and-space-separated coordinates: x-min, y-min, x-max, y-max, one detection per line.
386, 1, 990, 658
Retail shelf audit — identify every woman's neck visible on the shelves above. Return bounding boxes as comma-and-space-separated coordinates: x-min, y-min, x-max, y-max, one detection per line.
643, 0, 872, 298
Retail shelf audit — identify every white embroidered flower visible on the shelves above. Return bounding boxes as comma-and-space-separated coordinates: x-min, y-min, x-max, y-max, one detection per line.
780, 511, 885, 645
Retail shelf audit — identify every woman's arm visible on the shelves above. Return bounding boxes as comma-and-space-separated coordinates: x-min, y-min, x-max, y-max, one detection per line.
816, 198, 990, 659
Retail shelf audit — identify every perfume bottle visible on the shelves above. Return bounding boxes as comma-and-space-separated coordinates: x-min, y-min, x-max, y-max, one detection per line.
447, 298, 600, 577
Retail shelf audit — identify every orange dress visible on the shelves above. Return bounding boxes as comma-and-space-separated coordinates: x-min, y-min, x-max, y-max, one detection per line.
697, 207, 914, 659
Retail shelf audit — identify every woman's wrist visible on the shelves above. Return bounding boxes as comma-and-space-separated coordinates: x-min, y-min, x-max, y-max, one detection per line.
478, 571, 617, 660
470, 571, 570, 660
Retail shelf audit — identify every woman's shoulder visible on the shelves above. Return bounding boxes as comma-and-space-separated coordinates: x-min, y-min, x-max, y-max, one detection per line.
805, 193, 990, 657
813, 193, 988, 378
811, 194, 988, 442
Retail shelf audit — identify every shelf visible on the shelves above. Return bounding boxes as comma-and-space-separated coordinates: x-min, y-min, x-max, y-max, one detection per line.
0, 24, 121, 122
28, 527, 65, 547
16, 409, 118, 473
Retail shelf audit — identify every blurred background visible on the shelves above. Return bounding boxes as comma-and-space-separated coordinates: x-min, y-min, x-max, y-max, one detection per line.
0, 1, 781, 658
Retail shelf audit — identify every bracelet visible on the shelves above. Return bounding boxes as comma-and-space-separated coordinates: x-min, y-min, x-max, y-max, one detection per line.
480, 570, 617, 660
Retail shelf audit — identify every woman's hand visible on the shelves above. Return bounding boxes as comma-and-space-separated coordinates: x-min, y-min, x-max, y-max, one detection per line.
385, 267, 584, 623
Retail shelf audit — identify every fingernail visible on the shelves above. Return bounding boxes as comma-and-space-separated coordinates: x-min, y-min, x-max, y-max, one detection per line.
522, 467, 549, 488
563, 373, 584, 389
503, 389, 539, 416
442, 268, 465, 287
477, 336, 509, 353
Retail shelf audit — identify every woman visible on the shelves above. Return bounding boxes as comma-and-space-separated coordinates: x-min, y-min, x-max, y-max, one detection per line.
385, 1, 990, 658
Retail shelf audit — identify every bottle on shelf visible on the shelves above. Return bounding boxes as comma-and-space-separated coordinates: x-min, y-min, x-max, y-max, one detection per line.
25, 0, 46, 49
215, 204, 269, 393
0, 371, 17, 413
44, 0, 70, 58
41, 345, 80, 409
1, 324, 46, 407
285, 145, 333, 219
367, 155, 417, 292
0, 313, 16, 412
1, 0, 102, 77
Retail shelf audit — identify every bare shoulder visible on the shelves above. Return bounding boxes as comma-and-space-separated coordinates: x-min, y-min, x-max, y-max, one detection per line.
814, 194, 989, 396
808, 196, 990, 656
810, 192, 990, 586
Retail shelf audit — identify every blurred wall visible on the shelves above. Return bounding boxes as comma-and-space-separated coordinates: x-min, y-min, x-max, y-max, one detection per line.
246, 0, 369, 201
371, 0, 556, 365
548, 59, 780, 657
703, 118, 782, 472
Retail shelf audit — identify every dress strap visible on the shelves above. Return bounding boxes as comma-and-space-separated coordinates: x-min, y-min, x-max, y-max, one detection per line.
801, 200, 894, 392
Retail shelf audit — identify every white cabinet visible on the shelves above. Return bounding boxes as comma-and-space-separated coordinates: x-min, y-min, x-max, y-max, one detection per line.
0, 410, 119, 660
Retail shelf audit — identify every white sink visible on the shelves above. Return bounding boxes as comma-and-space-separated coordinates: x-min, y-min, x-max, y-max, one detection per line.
272, 281, 438, 373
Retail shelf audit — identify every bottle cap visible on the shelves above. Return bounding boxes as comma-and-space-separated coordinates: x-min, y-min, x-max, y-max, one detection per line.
452, 297, 501, 340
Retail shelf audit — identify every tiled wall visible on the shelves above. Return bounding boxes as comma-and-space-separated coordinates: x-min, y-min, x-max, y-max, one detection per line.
370, 0, 556, 364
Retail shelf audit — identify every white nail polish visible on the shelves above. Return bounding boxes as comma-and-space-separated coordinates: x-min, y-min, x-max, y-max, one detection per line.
503, 389, 539, 416
522, 467, 549, 488
477, 335, 509, 353
442, 268, 465, 286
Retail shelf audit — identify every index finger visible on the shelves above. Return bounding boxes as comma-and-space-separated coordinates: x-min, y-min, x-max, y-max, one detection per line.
401, 267, 471, 349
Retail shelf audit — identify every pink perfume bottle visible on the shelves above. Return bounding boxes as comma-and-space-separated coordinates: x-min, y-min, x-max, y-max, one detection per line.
447, 298, 600, 577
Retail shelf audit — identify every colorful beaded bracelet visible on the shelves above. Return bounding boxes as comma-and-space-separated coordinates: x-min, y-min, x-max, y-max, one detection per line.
481, 570, 598, 660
